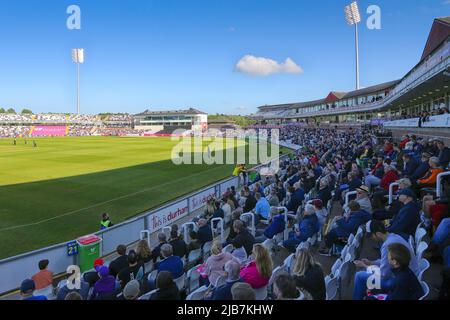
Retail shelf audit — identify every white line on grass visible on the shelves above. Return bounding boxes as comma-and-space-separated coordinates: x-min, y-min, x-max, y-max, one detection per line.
0, 165, 229, 232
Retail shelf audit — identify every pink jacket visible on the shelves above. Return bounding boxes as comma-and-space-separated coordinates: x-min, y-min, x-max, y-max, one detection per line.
240, 261, 269, 289
205, 252, 237, 286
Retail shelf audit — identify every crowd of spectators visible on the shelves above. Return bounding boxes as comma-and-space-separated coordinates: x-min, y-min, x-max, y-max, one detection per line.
15, 125, 450, 300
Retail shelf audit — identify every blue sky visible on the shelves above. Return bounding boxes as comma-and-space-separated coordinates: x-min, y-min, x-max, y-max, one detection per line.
0, 0, 448, 115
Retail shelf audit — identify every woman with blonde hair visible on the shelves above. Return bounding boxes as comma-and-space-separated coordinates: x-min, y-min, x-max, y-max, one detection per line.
240, 244, 273, 289
203, 241, 238, 287
291, 249, 326, 300
136, 240, 152, 264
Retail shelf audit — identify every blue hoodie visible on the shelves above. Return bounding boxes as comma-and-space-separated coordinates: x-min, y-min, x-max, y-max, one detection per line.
388, 201, 421, 239
264, 214, 286, 239
335, 210, 371, 238
409, 161, 430, 181
290, 214, 319, 243
287, 188, 305, 213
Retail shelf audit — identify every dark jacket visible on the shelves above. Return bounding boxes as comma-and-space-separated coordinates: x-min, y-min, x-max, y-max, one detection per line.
388, 201, 421, 239
386, 267, 424, 300
156, 256, 184, 279
243, 194, 257, 213
287, 188, 305, 213
109, 255, 129, 277
403, 158, 419, 177
170, 238, 188, 258
264, 214, 286, 239
294, 264, 326, 300
233, 229, 255, 256
317, 186, 332, 206
410, 161, 430, 181
197, 224, 213, 247
149, 283, 181, 300
335, 210, 371, 238
211, 279, 243, 300
348, 178, 363, 191
151, 242, 167, 263
439, 147, 450, 168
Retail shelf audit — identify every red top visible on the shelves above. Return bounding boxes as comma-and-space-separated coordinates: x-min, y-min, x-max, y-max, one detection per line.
77, 235, 102, 245
380, 170, 399, 190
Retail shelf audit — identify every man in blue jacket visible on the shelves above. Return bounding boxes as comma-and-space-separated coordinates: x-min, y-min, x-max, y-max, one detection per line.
156, 244, 184, 280
387, 189, 420, 240
402, 154, 419, 177
409, 153, 430, 181
283, 204, 319, 253
287, 182, 305, 213
254, 208, 286, 243
320, 201, 371, 255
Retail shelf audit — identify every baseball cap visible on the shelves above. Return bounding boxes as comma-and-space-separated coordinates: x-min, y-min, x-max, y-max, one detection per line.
356, 186, 370, 194
97, 266, 110, 278
398, 188, 415, 198
123, 280, 140, 300
20, 279, 35, 293
94, 258, 104, 271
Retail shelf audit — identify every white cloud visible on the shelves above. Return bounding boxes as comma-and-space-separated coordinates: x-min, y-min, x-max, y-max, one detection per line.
236, 55, 303, 76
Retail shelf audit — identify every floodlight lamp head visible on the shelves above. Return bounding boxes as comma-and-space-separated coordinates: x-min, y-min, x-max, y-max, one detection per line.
71, 48, 85, 64
344, 1, 361, 26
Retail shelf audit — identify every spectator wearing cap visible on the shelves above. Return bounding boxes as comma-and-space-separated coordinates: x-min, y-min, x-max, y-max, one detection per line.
319, 201, 371, 255
354, 186, 373, 214
121, 280, 141, 300
387, 189, 420, 239
437, 140, 450, 168
56, 269, 90, 300
283, 204, 319, 253
417, 157, 445, 187
32, 259, 53, 290
409, 153, 431, 182
83, 258, 104, 287
20, 279, 47, 300
352, 220, 418, 300
156, 244, 184, 280
149, 271, 181, 300
91, 266, 116, 300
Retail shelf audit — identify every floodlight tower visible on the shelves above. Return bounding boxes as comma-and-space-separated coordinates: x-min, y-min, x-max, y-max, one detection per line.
344, 1, 361, 90
71, 48, 85, 115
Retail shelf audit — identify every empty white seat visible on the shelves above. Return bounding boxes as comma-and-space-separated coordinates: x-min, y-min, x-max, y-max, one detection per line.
254, 285, 268, 300
187, 249, 202, 265
419, 281, 429, 300
186, 264, 201, 294
186, 285, 209, 300
418, 258, 430, 282
138, 289, 157, 300
222, 244, 234, 254
325, 275, 339, 300
416, 241, 429, 262
415, 228, 427, 250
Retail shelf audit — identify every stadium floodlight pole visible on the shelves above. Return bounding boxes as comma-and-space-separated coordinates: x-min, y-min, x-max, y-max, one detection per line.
345, 1, 361, 90
71, 49, 85, 115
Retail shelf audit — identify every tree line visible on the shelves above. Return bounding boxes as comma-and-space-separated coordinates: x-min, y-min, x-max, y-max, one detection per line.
0, 108, 33, 114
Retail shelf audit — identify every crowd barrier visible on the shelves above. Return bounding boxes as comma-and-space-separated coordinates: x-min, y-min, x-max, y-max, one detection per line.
0, 142, 295, 295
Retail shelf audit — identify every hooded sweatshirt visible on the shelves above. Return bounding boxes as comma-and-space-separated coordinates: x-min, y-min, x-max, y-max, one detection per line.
204, 252, 237, 286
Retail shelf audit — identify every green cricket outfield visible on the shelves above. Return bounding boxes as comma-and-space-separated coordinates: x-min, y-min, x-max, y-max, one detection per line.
0, 136, 288, 259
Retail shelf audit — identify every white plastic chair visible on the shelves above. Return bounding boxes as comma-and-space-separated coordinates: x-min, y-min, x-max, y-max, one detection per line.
325, 275, 339, 300
415, 228, 427, 250
138, 289, 157, 300
416, 241, 429, 262
331, 259, 342, 278
254, 285, 268, 300
283, 254, 295, 273
186, 285, 209, 300
409, 235, 415, 253
147, 270, 158, 285
419, 281, 429, 300
347, 233, 355, 246
186, 264, 201, 294
222, 244, 234, 254
187, 249, 202, 266
418, 258, 430, 282
202, 241, 214, 258
174, 273, 186, 291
